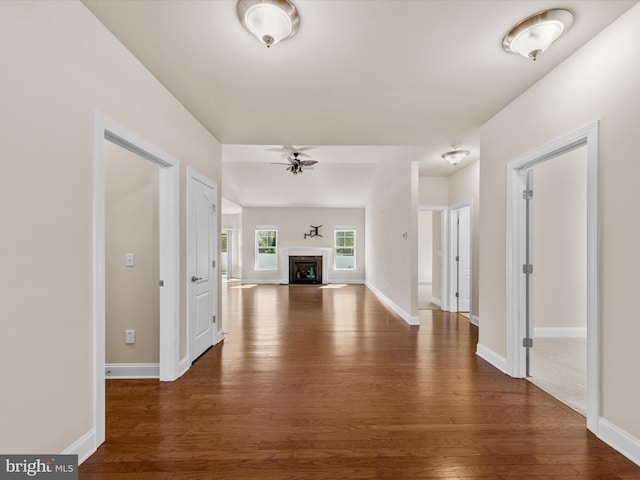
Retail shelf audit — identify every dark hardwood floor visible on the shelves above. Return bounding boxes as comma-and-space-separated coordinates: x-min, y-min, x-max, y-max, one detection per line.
80, 282, 640, 479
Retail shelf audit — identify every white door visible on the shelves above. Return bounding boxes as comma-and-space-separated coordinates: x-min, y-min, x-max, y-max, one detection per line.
457, 206, 471, 312
188, 171, 217, 363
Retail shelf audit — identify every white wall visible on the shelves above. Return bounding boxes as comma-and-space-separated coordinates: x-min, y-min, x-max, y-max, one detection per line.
480, 4, 640, 440
0, 1, 221, 454
419, 176, 449, 205
532, 148, 587, 330
365, 153, 419, 321
241, 207, 365, 283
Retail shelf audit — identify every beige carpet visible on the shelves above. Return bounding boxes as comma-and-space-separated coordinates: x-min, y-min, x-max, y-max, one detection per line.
526, 337, 587, 416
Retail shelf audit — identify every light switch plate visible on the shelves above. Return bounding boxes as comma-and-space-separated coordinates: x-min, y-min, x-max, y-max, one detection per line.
125, 253, 135, 267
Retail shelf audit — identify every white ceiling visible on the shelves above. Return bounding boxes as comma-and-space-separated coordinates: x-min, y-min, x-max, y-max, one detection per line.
83, 0, 636, 209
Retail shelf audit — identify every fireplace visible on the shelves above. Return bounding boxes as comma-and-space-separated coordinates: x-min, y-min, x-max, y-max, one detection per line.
289, 256, 322, 284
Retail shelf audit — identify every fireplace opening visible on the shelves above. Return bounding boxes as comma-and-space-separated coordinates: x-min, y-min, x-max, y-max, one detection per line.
289, 256, 322, 284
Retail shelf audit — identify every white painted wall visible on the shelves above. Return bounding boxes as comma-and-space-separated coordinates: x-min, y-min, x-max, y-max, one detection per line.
419, 176, 449, 205
480, 4, 640, 439
0, 1, 221, 454
365, 153, 419, 321
241, 207, 365, 283
532, 148, 587, 330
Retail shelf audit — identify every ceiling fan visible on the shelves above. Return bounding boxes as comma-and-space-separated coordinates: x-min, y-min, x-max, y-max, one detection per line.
271, 151, 318, 175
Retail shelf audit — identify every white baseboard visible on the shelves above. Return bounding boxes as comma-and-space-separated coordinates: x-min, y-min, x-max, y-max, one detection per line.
241, 279, 282, 284
178, 357, 190, 378
105, 363, 159, 379
418, 278, 432, 285
598, 417, 640, 467
365, 282, 419, 326
62, 429, 96, 465
534, 327, 587, 338
431, 297, 442, 307
328, 279, 365, 284
476, 343, 507, 373
470, 314, 479, 326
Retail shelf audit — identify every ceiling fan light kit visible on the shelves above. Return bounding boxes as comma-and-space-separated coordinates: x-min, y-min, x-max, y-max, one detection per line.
237, 0, 300, 48
441, 148, 470, 166
503, 9, 574, 61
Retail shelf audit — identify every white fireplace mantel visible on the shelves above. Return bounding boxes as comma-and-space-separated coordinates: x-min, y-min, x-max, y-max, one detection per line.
280, 247, 331, 284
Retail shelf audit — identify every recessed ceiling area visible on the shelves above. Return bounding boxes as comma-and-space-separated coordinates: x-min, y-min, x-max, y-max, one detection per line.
83, 0, 636, 209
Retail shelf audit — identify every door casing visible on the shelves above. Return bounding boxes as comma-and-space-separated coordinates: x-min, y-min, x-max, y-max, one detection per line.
505, 120, 600, 433
93, 112, 180, 447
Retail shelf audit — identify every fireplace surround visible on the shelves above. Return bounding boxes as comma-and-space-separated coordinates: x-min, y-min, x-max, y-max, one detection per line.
280, 247, 330, 284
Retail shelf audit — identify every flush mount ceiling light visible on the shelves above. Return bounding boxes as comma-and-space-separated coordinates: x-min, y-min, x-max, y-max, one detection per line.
237, 0, 300, 48
442, 148, 470, 166
503, 9, 574, 61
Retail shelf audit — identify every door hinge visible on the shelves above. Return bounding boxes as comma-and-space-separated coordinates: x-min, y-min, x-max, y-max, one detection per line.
213, 315, 216, 324
522, 189, 534, 200
455, 256, 459, 262
455, 292, 459, 298
522, 264, 533, 274
212, 260, 216, 268
523, 338, 533, 348
212, 204, 216, 213
159, 280, 164, 287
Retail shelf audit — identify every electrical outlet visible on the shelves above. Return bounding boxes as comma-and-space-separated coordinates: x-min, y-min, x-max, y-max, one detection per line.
125, 329, 135, 344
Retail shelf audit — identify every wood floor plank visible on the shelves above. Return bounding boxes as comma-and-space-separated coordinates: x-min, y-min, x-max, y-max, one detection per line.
80, 283, 640, 479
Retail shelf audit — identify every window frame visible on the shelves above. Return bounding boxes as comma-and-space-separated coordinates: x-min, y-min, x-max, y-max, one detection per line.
255, 226, 278, 271
334, 227, 356, 270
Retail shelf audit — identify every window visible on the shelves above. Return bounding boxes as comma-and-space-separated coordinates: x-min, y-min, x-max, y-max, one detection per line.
334, 228, 356, 270
255, 227, 277, 270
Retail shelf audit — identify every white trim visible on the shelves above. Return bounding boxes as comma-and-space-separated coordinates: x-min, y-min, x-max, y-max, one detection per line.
598, 418, 640, 467
476, 343, 507, 373
241, 279, 283, 285
366, 282, 419, 325
470, 314, 479, 326
418, 278, 432, 284
62, 429, 96, 465
178, 357, 191, 378
534, 327, 587, 338
325, 279, 365, 285
505, 120, 600, 434
93, 112, 180, 447
105, 363, 160, 379
431, 297, 442, 308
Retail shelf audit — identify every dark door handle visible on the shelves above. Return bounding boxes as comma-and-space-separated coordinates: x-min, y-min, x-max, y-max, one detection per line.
191, 276, 202, 282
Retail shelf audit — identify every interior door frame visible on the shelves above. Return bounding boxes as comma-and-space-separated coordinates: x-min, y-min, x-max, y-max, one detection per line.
93, 112, 180, 446
417, 206, 449, 311
186, 167, 222, 364
449, 200, 473, 315
505, 120, 600, 433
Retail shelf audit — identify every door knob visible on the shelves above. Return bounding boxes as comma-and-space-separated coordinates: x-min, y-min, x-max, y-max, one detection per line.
191, 276, 202, 282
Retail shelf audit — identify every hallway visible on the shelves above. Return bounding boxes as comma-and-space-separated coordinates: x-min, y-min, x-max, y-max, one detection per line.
80, 283, 639, 478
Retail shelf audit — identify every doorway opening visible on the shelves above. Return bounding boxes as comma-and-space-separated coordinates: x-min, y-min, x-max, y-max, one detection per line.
93, 112, 180, 447
506, 121, 599, 433
418, 206, 449, 311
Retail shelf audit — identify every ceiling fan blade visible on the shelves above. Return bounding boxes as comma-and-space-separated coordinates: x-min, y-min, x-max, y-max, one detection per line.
270, 162, 290, 165
299, 160, 318, 166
